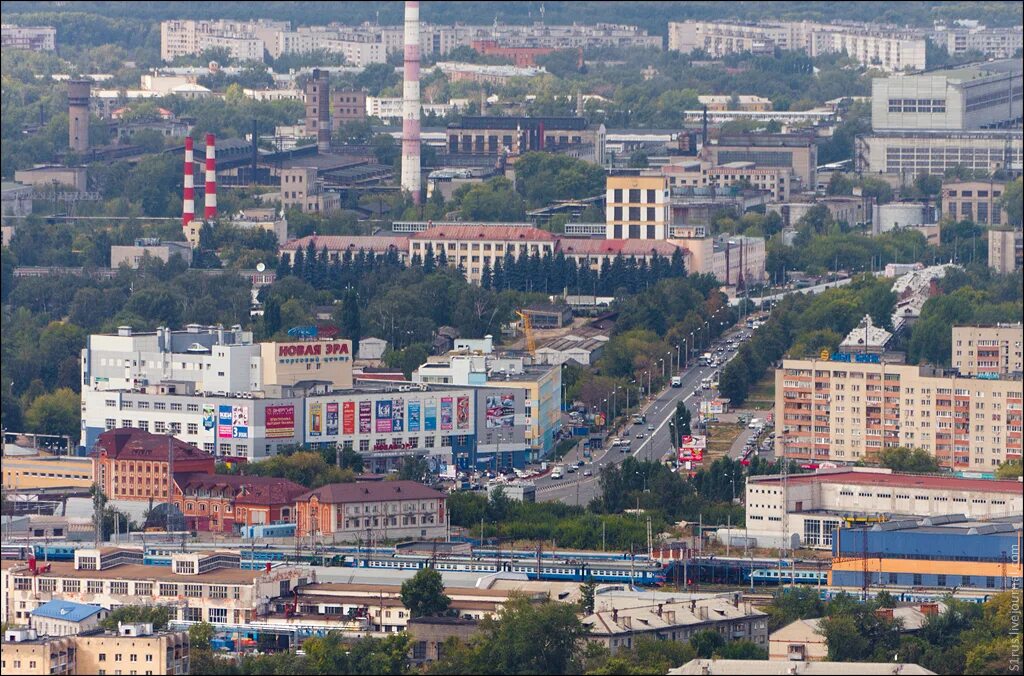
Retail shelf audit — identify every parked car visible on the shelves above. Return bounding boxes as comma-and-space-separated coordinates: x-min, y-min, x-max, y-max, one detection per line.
583, 469, 593, 477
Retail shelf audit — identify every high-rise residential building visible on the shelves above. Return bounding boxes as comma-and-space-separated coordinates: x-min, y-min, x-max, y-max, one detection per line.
605, 173, 669, 240
933, 24, 1024, 60
775, 356, 1022, 469
952, 324, 1024, 377
989, 228, 1024, 275
160, 19, 287, 62
871, 60, 1023, 132
1, 24, 56, 51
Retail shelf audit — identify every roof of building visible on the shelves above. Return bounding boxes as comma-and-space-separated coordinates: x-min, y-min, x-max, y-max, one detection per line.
1, 560, 284, 584
769, 617, 824, 641
296, 480, 446, 504
30, 600, 105, 623
555, 238, 681, 257
91, 428, 213, 464
523, 303, 571, 314
749, 468, 1024, 495
583, 598, 765, 636
669, 660, 935, 675
412, 224, 556, 242
173, 473, 307, 505
281, 234, 409, 252
537, 337, 606, 353
839, 314, 893, 349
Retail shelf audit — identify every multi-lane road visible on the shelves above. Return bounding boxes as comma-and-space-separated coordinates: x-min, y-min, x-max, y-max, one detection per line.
535, 325, 752, 505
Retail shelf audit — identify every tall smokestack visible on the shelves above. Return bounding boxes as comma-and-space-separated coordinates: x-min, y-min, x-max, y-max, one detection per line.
183, 137, 195, 230
204, 133, 217, 220
402, 0, 422, 204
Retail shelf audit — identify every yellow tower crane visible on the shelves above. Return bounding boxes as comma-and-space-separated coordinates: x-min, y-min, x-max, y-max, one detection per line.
516, 310, 536, 355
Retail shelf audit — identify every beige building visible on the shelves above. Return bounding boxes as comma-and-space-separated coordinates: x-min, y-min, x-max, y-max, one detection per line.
941, 180, 1007, 225
111, 239, 193, 269
2, 455, 93, 491
769, 618, 827, 662
605, 174, 670, 240
408, 224, 556, 284
706, 164, 792, 201
673, 230, 766, 287
260, 338, 354, 390
702, 135, 817, 191
280, 167, 341, 214
952, 324, 1024, 376
775, 357, 1023, 468
13, 166, 88, 193
988, 228, 1023, 275
229, 208, 289, 245
2, 624, 188, 676
0, 548, 312, 628
698, 95, 773, 112
768, 195, 873, 229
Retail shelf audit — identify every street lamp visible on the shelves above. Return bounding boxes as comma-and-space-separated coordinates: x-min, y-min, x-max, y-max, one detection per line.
658, 357, 665, 382
676, 345, 681, 373
666, 351, 672, 376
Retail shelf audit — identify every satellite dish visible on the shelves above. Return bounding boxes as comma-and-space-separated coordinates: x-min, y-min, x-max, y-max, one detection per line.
256, 262, 266, 272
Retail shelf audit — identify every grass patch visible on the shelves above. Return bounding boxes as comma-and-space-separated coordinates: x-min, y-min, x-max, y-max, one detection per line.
744, 369, 776, 411
706, 421, 743, 459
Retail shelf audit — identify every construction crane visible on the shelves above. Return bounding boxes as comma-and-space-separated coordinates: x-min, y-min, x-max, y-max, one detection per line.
516, 310, 536, 355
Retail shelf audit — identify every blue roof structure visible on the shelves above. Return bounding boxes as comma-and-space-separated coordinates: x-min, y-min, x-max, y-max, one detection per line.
30, 600, 104, 623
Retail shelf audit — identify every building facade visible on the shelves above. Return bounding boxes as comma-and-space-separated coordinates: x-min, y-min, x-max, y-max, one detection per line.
855, 130, 1022, 177
91, 428, 216, 502
940, 180, 1007, 225
110, 239, 194, 269
951, 324, 1024, 376
1, 24, 56, 51
409, 224, 557, 285
605, 174, 670, 240
988, 228, 1023, 275
702, 134, 817, 191
294, 481, 446, 542
775, 357, 1023, 468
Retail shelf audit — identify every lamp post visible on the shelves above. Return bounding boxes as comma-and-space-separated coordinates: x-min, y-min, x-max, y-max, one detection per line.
659, 358, 665, 381
666, 351, 672, 376
676, 345, 681, 373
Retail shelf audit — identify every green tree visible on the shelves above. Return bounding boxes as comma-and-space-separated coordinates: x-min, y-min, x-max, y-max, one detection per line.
994, 459, 1022, 480
579, 581, 597, 615
690, 629, 725, 658
400, 567, 452, 618
189, 621, 216, 651
876, 446, 942, 473
24, 387, 80, 439
100, 605, 172, 631
765, 587, 826, 631
999, 177, 1022, 227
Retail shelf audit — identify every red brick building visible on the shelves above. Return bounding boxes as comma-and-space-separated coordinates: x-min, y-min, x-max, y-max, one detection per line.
173, 474, 307, 534
471, 40, 555, 67
91, 428, 215, 501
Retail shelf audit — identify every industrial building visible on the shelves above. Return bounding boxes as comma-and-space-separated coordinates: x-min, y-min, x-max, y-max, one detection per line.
830, 515, 1023, 591
726, 467, 1024, 550
445, 115, 606, 165
701, 134, 818, 191
940, 179, 1009, 225
855, 129, 1022, 178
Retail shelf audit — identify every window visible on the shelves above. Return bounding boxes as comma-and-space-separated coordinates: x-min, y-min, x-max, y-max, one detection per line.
209, 607, 228, 623
913, 573, 922, 586
87, 580, 104, 593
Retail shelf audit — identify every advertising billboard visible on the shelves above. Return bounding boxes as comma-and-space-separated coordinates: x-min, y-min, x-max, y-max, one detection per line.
231, 405, 249, 439
217, 405, 233, 439
485, 393, 515, 428
375, 399, 393, 433
202, 404, 216, 431
424, 400, 437, 431
326, 402, 339, 436
310, 402, 323, 437
408, 401, 421, 432
440, 397, 453, 431
359, 401, 372, 433
392, 398, 404, 432
456, 396, 469, 430
342, 401, 355, 435
264, 405, 295, 438
678, 434, 706, 462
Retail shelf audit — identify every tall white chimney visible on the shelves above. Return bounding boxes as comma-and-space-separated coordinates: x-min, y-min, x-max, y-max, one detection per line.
401, 1, 422, 204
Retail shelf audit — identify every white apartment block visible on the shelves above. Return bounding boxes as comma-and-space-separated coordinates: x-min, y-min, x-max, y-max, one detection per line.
1, 24, 56, 51
669, 20, 926, 71
952, 324, 1024, 377
934, 24, 1024, 60
734, 467, 1024, 549
160, 19, 288, 62
775, 357, 1023, 469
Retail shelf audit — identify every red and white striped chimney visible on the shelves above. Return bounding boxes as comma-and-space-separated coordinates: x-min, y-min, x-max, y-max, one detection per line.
182, 136, 195, 229
401, 1, 422, 204
204, 133, 217, 220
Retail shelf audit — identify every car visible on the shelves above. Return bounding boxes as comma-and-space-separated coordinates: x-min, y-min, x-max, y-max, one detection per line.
622, 429, 631, 437
636, 432, 645, 439
576, 459, 585, 467
647, 424, 655, 431
567, 465, 576, 473
583, 469, 593, 477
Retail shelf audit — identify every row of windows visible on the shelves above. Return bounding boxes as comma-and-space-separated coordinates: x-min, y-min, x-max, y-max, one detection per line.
887, 98, 947, 114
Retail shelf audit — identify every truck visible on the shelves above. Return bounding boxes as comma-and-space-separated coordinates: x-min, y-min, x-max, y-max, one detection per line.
550, 466, 564, 479
632, 413, 647, 424
700, 352, 713, 365
670, 376, 682, 388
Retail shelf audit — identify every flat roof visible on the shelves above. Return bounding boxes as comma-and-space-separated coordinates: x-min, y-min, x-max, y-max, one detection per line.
750, 469, 1024, 494
1, 560, 291, 584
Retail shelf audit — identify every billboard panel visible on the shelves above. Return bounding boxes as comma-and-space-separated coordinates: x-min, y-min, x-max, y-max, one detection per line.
264, 405, 295, 438
392, 398, 404, 432
485, 393, 515, 428
456, 396, 469, 430
359, 401, 372, 433
375, 399, 393, 433
342, 401, 355, 435
326, 402, 339, 436
202, 404, 216, 431
408, 401, 421, 432
310, 402, 323, 437
424, 400, 437, 431
217, 405, 233, 439
231, 405, 249, 439
440, 397, 453, 431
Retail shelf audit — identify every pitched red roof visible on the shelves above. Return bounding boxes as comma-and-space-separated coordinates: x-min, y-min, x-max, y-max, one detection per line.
282, 235, 409, 253
173, 473, 307, 505
92, 428, 213, 464
412, 224, 556, 242
296, 480, 445, 504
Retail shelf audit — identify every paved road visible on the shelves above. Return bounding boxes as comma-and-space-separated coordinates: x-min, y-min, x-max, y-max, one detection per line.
536, 326, 751, 505
729, 277, 852, 307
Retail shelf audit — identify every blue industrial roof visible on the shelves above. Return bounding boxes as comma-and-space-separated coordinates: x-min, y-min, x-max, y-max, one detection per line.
30, 600, 104, 623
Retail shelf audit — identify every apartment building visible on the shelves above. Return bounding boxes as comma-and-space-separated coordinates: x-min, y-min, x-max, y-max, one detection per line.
989, 228, 1023, 275
605, 174, 670, 240
294, 481, 447, 542
775, 357, 1023, 468
1, 25, 56, 51
409, 224, 557, 284
871, 60, 1023, 132
952, 324, 1024, 376
3, 630, 76, 675
706, 164, 792, 201
0, 547, 311, 627
110, 239, 193, 269
160, 19, 288, 61
940, 180, 1008, 225
735, 467, 1023, 550
933, 24, 1024, 60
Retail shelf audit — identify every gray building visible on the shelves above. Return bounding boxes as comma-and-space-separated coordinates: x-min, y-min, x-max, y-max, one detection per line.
111, 238, 193, 269
1, 181, 33, 219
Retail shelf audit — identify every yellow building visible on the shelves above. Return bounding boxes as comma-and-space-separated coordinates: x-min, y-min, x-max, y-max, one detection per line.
260, 338, 354, 390
1, 631, 74, 675
1, 625, 188, 675
605, 174, 669, 240
1, 455, 93, 491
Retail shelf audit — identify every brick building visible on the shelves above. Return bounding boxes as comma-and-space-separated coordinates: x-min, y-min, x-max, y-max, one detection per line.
295, 481, 447, 542
172, 474, 307, 534
91, 429, 215, 501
